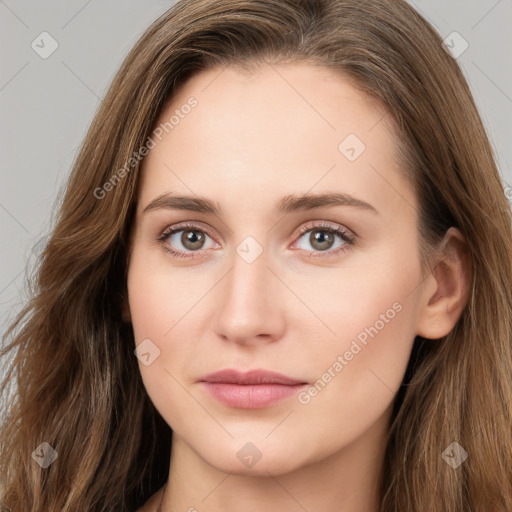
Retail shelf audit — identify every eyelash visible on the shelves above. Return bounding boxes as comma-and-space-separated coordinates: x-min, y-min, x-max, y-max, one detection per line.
157, 221, 356, 260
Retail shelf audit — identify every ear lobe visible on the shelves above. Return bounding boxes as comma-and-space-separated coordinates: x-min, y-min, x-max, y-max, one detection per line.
416, 227, 472, 340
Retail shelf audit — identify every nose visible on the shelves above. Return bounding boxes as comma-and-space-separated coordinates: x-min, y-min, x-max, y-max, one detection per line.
211, 242, 286, 346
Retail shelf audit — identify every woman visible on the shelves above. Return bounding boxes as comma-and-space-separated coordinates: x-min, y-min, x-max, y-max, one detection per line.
1, 0, 511, 510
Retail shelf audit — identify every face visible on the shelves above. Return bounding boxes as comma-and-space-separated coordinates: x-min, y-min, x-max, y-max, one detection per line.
126, 62, 426, 476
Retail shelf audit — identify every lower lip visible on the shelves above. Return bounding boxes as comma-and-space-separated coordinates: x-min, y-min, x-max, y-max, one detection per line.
201, 382, 307, 409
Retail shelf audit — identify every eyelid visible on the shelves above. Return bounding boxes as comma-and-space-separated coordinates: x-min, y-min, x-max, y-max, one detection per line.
159, 221, 219, 242
292, 220, 356, 243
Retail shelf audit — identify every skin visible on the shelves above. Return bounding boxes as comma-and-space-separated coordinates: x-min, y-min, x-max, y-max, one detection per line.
126, 62, 470, 512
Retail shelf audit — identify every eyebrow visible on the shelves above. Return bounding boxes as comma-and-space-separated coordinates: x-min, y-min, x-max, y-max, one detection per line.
142, 192, 378, 216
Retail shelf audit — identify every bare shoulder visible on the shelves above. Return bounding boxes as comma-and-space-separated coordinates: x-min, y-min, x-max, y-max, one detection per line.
136, 486, 164, 512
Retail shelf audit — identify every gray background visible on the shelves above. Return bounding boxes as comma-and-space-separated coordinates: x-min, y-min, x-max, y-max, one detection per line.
1, 0, 511, 347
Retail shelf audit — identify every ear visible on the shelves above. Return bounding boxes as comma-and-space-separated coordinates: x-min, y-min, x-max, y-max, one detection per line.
416, 227, 472, 340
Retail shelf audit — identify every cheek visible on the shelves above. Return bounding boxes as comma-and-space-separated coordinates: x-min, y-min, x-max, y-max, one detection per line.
126, 244, 203, 343
294, 247, 421, 409
126, 250, 213, 426
127, 276, 169, 345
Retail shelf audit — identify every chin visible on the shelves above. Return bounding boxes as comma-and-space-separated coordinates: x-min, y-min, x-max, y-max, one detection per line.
195, 435, 311, 477
209, 454, 304, 477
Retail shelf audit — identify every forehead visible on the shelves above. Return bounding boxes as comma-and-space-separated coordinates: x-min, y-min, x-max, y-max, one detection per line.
136, 62, 415, 222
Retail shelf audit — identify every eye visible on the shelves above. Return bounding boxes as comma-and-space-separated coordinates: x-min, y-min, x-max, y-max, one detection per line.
157, 223, 218, 259
292, 221, 356, 258
157, 221, 356, 260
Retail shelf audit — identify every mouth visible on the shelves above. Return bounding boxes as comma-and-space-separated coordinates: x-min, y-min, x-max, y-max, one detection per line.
199, 369, 309, 409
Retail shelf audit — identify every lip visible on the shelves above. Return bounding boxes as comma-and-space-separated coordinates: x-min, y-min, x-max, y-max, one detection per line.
199, 369, 308, 409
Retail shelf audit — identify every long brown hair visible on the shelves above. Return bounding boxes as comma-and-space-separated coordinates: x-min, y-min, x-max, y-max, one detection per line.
1, 1, 511, 510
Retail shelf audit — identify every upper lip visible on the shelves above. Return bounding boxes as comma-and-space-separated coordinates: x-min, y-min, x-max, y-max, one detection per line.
200, 369, 307, 385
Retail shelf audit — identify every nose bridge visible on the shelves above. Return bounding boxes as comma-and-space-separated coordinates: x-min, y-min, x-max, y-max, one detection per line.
226, 236, 272, 312
212, 232, 285, 342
